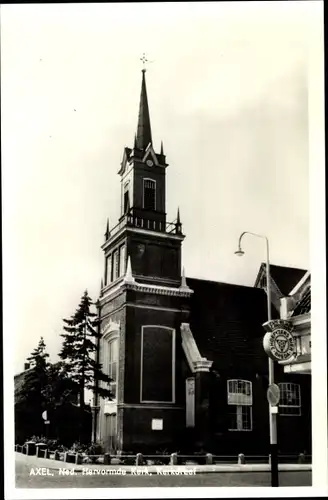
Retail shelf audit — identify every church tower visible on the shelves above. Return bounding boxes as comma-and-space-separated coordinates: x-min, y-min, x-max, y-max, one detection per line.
96, 68, 193, 453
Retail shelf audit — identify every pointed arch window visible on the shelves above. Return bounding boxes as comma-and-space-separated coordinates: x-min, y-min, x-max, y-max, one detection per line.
143, 179, 156, 211
108, 338, 118, 399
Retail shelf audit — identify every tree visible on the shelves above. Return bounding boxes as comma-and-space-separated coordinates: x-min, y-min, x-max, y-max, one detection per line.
18, 337, 50, 408
59, 290, 113, 409
15, 338, 83, 443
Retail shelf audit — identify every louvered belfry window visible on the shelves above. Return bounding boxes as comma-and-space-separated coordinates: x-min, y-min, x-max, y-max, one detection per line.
143, 179, 156, 211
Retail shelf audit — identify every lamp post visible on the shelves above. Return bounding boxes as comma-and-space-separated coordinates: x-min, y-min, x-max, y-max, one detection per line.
235, 231, 279, 487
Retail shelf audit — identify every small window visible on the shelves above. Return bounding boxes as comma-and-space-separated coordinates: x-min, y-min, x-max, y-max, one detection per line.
227, 379, 252, 431
112, 250, 119, 281
119, 245, 126, 277
123, 183, 130, 213
105, 255, 112, 285
143, 179, 156, 211
278, 383, 301, 416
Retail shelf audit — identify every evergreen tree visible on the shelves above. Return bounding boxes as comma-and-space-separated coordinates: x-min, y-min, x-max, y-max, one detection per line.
59, 290, 113, 408
20, 337, 50, 407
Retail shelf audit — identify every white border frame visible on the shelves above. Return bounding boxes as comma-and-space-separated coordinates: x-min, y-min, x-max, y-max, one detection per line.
140, 325, 176, 404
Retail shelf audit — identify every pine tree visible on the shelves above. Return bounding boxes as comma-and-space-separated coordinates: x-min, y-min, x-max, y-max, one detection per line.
21, 337, 50, 406
59, 290, 113, 408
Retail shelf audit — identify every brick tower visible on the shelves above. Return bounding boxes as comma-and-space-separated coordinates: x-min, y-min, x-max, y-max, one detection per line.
95, 69, 193, 453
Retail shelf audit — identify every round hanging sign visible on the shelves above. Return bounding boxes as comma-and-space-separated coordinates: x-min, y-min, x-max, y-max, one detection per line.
263, 328, 296, 362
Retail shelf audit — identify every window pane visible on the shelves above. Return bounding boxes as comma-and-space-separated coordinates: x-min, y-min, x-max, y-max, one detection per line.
111, 361, 117, 382
105, 255, 112, 285
113, 250, 119, 280
143, 179, 156, 210
119, 245, 126, 277
278, 383, 301, 416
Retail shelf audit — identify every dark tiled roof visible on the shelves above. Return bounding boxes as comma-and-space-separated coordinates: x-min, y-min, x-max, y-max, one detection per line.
14, 369, 32, 399
186, 278, 274, 375
256, 263, 307, 296
292, 286, 311, 316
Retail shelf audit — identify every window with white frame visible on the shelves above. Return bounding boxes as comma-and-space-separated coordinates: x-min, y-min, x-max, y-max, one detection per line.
143, 179, 156, 211
278, 383, 301, 416
108, 339, 118, 400
119, 245, 126, 277
105, 254, 112, 286
227, 379, 253, 431
112, 250, 119, 281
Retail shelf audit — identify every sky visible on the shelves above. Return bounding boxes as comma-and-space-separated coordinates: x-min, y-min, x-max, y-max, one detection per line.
1, 1, 320, 374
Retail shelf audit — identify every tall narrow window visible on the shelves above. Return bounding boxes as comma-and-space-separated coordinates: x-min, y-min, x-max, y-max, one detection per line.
227, 379, 253, 431
105, 255, 112, 285
119, 245, 126, 277
123, 182, 130, 213
112, 250, 119, 281
108, 339, 118, 400
278, 383, 301, 416
143, 179, 156, 211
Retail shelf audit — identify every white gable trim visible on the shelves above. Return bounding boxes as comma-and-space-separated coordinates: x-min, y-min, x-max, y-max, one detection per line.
180, 323, 213, 373
142, 144, 159, 166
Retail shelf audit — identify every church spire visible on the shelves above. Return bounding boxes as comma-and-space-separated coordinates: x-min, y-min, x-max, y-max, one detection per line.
136, 69, 152, 150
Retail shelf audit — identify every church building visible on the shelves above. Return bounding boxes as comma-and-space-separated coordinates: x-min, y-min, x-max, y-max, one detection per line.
93, 69, 311, 456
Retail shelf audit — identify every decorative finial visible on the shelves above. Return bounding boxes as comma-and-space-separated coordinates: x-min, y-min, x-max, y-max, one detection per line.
104, 218, 110, 240
177, 207, 181, 224
123, 256, 135, 284
160, 140, 164, 156
134, 134, 137, 149
140, 53, 154, 72
100, 278, 103, 292
180, 267, 190, 290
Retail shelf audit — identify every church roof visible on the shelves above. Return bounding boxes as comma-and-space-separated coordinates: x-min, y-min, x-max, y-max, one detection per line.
186, 277, 274, 374
136, 70, 152, 150
292, 286, 311, 316
254, 263, 307, 296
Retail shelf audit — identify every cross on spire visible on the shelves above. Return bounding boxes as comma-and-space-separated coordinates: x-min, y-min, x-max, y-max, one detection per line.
140, 53, 153, 72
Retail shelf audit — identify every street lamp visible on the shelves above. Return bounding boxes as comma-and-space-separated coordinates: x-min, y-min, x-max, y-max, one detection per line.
235, 231, 278, 487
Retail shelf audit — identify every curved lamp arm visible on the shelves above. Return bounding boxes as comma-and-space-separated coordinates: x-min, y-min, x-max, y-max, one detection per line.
235, 231, 271, 321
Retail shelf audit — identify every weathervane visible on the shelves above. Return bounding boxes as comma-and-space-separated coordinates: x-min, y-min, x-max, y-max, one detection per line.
140, 53, 153, 72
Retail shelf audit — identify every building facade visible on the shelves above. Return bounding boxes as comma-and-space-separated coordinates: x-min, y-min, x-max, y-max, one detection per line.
93, 70, 311, 455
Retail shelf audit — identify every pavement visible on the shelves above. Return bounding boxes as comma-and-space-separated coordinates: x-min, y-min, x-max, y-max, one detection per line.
15, 452, 312, 473
15, 452, 312, 488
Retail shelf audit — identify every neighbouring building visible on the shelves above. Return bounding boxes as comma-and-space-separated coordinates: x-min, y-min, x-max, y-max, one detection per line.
93, 69, 311, 455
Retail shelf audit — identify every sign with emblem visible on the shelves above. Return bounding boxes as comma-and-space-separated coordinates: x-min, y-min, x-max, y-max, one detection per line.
267, 383, 280, 406
263, 328, 296, 362
262, 320, 296, 362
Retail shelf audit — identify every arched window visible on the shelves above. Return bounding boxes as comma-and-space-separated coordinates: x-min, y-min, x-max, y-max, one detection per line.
227, 379, 252, 431
108, 339, 118, 400
278, 383, 301, 416
143, 179, 156, 210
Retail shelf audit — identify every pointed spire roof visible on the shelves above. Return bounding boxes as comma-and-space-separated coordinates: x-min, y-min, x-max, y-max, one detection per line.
136, 70, 152, 150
